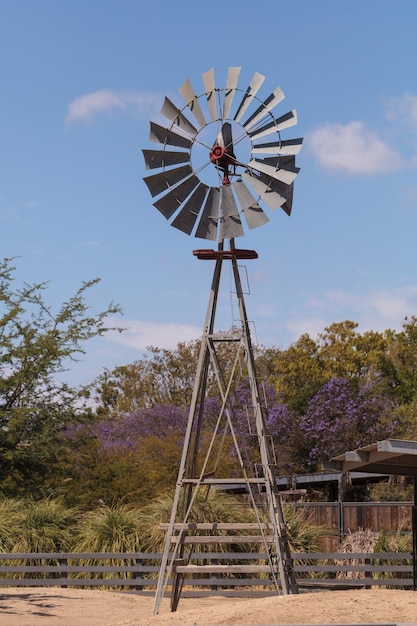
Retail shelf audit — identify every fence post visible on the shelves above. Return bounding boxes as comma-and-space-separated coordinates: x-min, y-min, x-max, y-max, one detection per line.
338, 500, 344, 543
210, 556, 218, 591
135, 556, 143, 591
59, 557, 68, 589
364, 556, 372, 589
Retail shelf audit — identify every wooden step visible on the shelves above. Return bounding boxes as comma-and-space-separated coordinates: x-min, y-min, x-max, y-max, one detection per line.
180, 478, 265, 484
173, 535, 273, 544
174, 564, 272, 574
159, 523, 273, 531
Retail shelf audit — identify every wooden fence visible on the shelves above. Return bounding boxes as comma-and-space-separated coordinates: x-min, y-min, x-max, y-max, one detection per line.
0, 551, 413, 592
291, 502, 413, 550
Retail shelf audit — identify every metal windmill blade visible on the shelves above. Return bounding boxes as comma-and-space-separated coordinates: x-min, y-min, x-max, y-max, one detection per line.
142, 67, 302, 241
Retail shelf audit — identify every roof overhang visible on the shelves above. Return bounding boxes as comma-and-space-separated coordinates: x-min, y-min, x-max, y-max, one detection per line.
324, 439, 417, 477
275, 470, 388, 489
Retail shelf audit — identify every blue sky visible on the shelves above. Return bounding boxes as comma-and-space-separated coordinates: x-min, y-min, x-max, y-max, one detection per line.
1, 0, 417, 386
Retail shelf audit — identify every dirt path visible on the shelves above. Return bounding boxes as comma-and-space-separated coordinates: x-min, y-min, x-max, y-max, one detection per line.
0, 588, 417, 625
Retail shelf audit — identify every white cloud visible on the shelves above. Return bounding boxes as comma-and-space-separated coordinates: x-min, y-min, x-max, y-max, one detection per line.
104, 318, 202, 351
100, 286, 417, 355
336, 286, 417, 327
386, 93, 417, 133
386, 93, 417, 166
365, 288, 417, 323
285, 316, 329, 341
65, 89, 162, 124
286, 285, 417, 343
307, 121, 403, 174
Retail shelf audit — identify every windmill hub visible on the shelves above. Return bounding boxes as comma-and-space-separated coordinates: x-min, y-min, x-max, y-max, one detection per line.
209, 144, 226, 161
209, 144, 236, 185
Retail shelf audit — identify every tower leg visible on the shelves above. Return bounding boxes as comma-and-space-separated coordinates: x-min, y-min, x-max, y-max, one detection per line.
153, 251, 224, 615
230, 246, 298, 595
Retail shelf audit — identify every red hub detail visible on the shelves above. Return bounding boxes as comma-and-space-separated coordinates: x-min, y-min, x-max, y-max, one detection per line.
209, 145, 225, 162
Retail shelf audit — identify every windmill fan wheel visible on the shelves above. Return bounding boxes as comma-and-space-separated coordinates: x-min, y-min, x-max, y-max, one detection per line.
143, 67, 303, 242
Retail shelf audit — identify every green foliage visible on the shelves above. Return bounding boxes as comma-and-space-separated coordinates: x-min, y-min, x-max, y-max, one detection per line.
83, 317, 417, 503
390, 398, 417, 442
3, 495, 324, 556
0, 498, 23, 551
263, 322, 390, 415
374, 525, 412, 553
368, 476, 414, 502
68, 503, 145, 586
60, 427, 186, 509
0, 497, 78, 572
373, 526, 412, 586
381, 317, 417, 404
0, 496, 326, 588
73, 504, 143, 553
256, 334, 326, 415
93, 341, 201, 418
317, 321, 387, 382
0, 257, 121, 498
11, 498, 78, 553
136, 491, 324, 561
282, 505, 324, 553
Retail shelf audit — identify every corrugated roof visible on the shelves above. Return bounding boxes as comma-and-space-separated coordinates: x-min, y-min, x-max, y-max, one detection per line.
324, 439, 417, 477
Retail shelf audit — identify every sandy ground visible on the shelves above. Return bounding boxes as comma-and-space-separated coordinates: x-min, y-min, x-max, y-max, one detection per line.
0, 588, 417, 626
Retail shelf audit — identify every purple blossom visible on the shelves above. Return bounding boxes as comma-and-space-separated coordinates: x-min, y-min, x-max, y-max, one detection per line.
300, 377, 396, 469
65, 404, 189, 451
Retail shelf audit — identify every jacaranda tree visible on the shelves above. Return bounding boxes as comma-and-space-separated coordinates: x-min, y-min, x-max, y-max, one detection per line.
300, 377, 396, 471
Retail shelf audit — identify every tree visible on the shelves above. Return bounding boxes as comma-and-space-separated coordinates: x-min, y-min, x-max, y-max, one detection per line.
317, 321, 388, 383
300, 377, 396, 471
93, 329, 258, 420
267, 400, 307, 475
59, 402, 190, 507
259, 334, 326, 414
92, 342, 201, 418
260, 322, 390, 416
0, 257, 121, 497
379, 317, 417, 405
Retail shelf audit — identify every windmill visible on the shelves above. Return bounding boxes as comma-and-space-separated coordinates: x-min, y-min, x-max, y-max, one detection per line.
142, 67, 302, 614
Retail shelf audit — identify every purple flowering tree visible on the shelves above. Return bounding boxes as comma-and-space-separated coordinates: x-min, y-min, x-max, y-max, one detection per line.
89, 404, 189, 451
300, 377, 396, 471
222, 380, 303, 474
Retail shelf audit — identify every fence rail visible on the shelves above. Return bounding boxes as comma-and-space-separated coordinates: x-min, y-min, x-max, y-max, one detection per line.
0, 551, 413, 591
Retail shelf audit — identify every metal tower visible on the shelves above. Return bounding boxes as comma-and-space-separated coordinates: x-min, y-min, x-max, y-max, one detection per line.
153, 241, 298, 613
